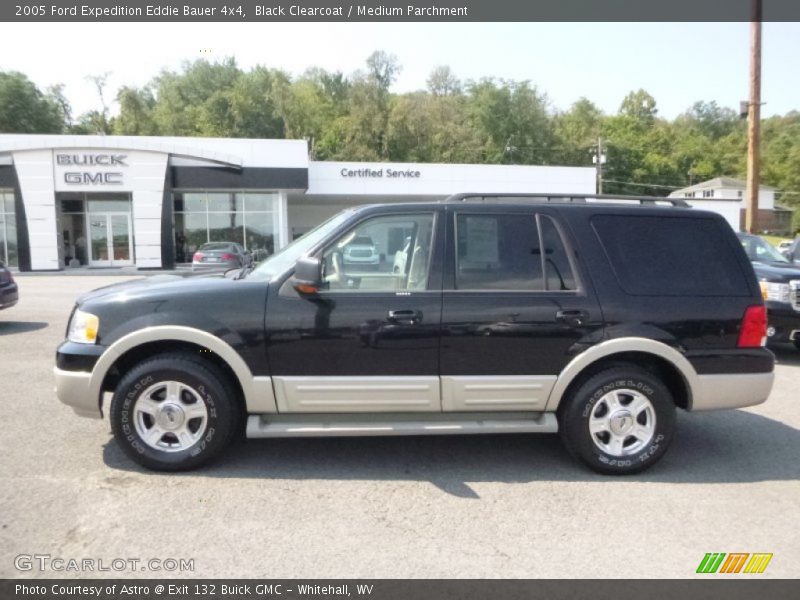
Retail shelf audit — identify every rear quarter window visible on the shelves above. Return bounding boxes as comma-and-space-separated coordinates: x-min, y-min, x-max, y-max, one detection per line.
591, 214, 750, 297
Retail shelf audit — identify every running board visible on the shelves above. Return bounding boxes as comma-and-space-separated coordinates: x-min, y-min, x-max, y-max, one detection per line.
246, 413, 558, 438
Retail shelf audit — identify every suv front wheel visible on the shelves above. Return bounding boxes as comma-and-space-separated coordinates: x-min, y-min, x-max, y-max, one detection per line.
558, 365, 676, 475
110, 353, 240, 471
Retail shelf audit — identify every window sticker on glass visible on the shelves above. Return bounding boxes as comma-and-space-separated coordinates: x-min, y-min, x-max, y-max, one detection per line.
463, 216, 499, 264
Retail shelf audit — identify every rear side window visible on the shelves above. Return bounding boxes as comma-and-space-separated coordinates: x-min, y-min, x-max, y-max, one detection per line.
455, 213, 576, 291
591, 215, 749, 296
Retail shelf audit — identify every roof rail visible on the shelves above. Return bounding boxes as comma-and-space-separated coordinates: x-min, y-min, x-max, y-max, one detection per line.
442, 193, 691, 208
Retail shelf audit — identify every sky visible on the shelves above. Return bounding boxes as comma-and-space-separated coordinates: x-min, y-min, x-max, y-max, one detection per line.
1, 21, 798, 120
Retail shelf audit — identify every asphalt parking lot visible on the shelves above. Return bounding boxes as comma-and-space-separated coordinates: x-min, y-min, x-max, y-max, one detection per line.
1, 275, 798, 579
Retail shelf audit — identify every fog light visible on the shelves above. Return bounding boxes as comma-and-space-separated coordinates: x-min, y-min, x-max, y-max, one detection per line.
766, 326, 776, 337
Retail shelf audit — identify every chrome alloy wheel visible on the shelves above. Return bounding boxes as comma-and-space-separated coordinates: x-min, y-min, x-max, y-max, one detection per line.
589, 389, 656, 457
133, 381, 208, 453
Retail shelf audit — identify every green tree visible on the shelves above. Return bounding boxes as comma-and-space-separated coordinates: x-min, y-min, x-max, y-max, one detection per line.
553, 98, 603, 165
619, 89, 658, 123
427, 65, 461, 97
318, 51, 401, 160
0, 71, 66, 133
466, 78, 554, 164
275, 68, 347, 157
113, 87, 157, 135
387, 91, 480, 163
602, 90, 680, 195
150, 58, 241, 136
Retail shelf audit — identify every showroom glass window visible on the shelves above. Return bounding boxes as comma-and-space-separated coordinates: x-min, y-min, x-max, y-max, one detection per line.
173, 192, 279, 263
0, 190, 17, 267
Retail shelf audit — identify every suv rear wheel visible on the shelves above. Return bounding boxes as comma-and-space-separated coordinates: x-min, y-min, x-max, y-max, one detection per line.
110, 353, 239, 471
558, 365, 676, 475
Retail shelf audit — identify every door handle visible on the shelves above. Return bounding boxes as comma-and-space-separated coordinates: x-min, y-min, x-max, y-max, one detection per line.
388, 309, 422, 325
555, 309, 588, 326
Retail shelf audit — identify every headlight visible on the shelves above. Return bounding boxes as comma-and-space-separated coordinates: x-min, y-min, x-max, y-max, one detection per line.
67, 309, 99, 344
760, 281, 790, 303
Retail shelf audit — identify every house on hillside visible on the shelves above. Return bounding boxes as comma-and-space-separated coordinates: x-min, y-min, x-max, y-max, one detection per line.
668, 177, 792, 233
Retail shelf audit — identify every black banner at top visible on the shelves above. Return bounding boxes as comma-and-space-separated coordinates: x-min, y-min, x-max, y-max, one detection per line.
3, 0, 800, 22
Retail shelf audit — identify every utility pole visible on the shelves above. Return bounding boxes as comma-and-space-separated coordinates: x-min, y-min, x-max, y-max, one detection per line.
745, 0, 762, 233
593, 138, 605, 194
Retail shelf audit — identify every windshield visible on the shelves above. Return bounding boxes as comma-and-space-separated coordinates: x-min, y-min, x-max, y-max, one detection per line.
245, 210, 354, 281
740, 235, 789, 264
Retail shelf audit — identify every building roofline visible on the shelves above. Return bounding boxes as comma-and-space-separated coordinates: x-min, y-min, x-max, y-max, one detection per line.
669, 176, 777, 195
0, 135, 244, 169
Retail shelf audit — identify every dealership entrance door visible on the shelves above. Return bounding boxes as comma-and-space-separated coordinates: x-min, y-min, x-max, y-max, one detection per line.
89, 212, 133, 266
57, 192, 134, 268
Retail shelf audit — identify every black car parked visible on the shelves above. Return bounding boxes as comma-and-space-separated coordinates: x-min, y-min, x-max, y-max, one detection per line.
55, 194, 774, 474
738, 232, 800, 350
0, 261, 18, 311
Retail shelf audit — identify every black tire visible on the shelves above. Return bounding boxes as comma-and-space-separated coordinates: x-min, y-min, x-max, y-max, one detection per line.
110, 353, 240, 471
558, 365, 676, 475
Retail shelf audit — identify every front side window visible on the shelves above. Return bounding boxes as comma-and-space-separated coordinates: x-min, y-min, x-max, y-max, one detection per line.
322, 213, 435, 292
455, 213, 575, 291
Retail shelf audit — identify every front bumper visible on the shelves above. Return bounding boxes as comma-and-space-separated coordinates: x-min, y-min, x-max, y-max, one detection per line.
765, 302, 800, 343
691, 372, 774, 411
54, 367, 101, 419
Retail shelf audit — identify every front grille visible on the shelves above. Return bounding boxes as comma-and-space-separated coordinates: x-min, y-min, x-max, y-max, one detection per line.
791, 280, 800, 311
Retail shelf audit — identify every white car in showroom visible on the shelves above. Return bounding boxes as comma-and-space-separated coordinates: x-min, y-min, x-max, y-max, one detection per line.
343, 235, 380, 268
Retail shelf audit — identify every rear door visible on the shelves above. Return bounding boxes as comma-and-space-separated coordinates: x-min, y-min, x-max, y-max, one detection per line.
439, 206, 603, 412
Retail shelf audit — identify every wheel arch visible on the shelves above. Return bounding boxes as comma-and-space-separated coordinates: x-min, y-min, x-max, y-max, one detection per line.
91, 326, 276, 415
546, 337, 698, 412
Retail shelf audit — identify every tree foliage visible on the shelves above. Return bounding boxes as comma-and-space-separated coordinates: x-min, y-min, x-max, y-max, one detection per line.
1, 55, 799, 216
0, 71, 66, 133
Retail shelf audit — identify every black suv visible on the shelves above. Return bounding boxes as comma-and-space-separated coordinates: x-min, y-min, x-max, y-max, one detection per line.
737, 232, 800, 350
55, 195, 774, 474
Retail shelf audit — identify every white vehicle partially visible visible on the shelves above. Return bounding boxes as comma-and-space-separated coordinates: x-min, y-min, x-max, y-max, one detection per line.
343, 236, 380, 267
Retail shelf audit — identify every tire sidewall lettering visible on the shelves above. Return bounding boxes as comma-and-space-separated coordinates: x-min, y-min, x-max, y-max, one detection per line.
114, 367, 224, 464
574, 373, 669, 471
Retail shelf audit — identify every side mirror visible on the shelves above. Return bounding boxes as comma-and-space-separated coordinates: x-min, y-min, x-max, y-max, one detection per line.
292, 256, 322, 295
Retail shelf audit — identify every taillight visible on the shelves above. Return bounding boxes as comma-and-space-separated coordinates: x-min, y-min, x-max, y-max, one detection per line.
221, 253, 235, 260
737, 305, 767, 348
193, 252, 203, 261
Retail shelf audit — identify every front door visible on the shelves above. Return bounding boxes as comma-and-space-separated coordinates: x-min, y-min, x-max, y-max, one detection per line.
439, 207, 604, 412
266, 209, 444, 413
89, 213, 133, 266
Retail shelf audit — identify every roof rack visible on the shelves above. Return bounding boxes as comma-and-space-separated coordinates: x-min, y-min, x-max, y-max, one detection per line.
442, 193, 690, 208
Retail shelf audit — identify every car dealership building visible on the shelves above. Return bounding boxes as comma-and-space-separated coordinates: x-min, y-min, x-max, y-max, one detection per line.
0, 134, 595, 271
